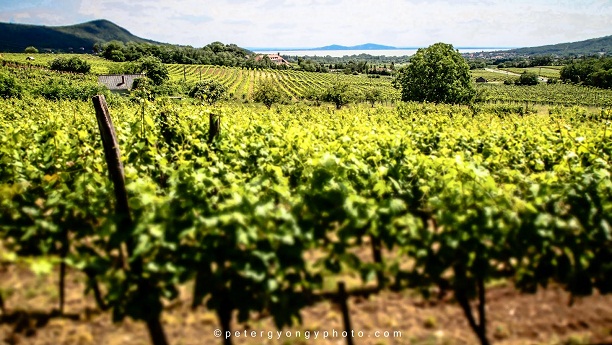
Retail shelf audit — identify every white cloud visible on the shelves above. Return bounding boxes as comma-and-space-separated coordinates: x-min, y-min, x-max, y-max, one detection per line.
0, 0, 610, 48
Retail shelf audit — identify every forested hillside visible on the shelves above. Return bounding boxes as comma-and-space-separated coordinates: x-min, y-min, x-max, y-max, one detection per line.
0, 19, 157, 53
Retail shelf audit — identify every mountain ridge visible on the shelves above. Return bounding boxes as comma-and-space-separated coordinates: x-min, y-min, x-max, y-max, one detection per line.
314, 43, 398, 50
0, 19, 159, 53
499, 35, 612, 56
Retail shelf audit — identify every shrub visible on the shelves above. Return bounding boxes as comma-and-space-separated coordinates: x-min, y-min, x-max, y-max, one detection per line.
0, 72, 23, 99
189, 80, 227, 104
364, 88, 383, 107
132, 77, 153, 91
138, 56, 169, 85
253, 79, 284, 109
516, 72, 539, 86
303, 87, 323, 106
118, 56, 169, 86
36, 78, 107, 101
130, 78, 188, 101
49, 57, 91, 74
322, 81, 354, 109
130, 77, 154, 101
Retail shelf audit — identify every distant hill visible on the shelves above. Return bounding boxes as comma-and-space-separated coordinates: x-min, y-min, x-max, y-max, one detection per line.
504, 35, 612, 56
314, 43, 398, 50
0, 19, 159, 53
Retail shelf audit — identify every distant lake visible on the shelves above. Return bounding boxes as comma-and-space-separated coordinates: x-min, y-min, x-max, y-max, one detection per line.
253, 48, 508, 57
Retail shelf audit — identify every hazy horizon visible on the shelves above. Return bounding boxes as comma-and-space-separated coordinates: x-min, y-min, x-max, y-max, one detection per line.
248, 45, 516, 50
1, 0, 610, 49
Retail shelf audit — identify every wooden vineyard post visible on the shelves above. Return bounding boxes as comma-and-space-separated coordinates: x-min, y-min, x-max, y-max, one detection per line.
337, 282, 355, 345
217, 292, 234, 345
370, 235, 385, 290
208, 113, 220, 143
92, 95, 130, 229
91, 95, 169, 345
58, 227, 69, 315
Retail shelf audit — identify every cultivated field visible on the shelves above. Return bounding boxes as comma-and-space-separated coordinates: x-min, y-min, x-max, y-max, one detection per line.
1, 56, 612, 345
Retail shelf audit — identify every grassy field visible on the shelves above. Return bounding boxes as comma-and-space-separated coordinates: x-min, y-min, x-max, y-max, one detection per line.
471, 69, 517, 83
498, 66, 562, 79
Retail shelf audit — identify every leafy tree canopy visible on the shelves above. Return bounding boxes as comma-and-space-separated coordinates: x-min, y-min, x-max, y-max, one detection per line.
561, 57, 612, 89
303, 87, 323, 106
189, 80, 227, 105
24, 46, 38, 54
393, 42, 475, 105
49, 56, 91, 74
253, 79, 284, 109
100, 40, 258, 69
322, 81, 354, 109
123, 56, 169, 85
516, 72, 539, 86
364, 87, 383, 107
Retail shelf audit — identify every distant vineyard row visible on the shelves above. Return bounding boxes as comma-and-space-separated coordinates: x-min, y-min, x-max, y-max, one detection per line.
3, 53, 612, 107
168, 64, 612, 107
166, 64, 400, 102
478, 83, 612, 107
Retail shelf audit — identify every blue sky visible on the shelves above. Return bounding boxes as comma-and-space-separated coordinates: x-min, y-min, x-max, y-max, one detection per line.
1, 0, 611, 48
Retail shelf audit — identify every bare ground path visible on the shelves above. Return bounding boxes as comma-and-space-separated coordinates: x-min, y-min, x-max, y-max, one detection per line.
1, 264, 612, 345
484, 68, 549, 83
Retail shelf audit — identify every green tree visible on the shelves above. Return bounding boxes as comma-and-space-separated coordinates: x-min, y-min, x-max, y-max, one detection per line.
516, 72, 539, 86
303, 87, 323, 106
102, 40, 126, 61
189, 80, 227, 105
322, 81, 353, 109
560, 57, 612, 89
393, 42, 475, 105
137, 56, 169, 85
589, 68, 612, 89
253, 79, 283, 109
24, 46, 38, 54
109, 50, 126, 62
364, 87, 383, 107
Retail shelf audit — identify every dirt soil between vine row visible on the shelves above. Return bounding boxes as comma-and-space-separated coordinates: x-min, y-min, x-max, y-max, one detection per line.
1, 264, 612, 345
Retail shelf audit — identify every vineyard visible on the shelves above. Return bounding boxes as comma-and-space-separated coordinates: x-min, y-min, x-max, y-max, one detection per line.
1, 89, 612, 345
477, 83, 612, 107
164, 63, 612, 108
3, 53, 612, 108
0, 53, 121, 75
166, 64, 399, 102
471, 70, 518, 83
